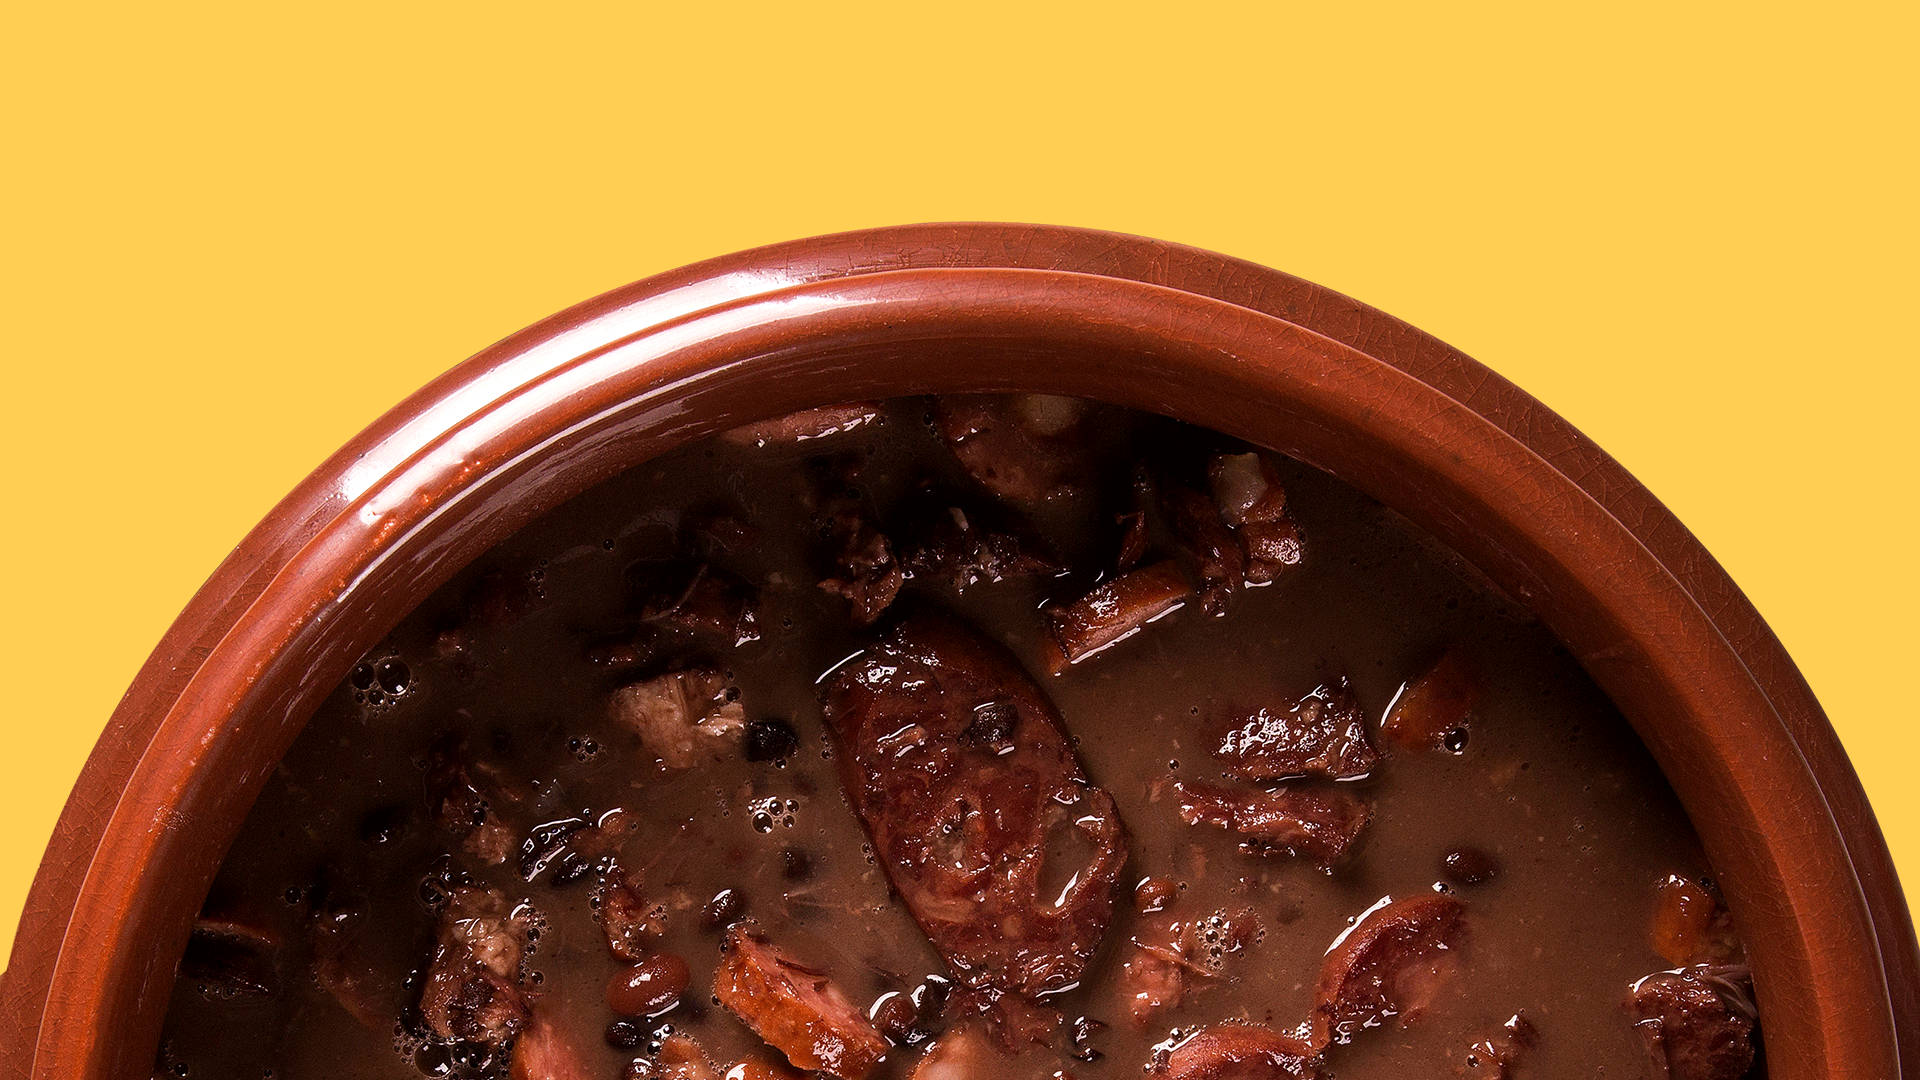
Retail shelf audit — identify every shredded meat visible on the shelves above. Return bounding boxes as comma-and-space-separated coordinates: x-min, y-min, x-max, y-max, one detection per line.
608, 667, 747, 769
633, 560, 763, 647
1155, 1023, 1322, 1080
1169, 486, 1247, 615
509, 1010, 593, 1080
418, 885, 533, 1048
1042, 561, 1195, 673
427, 755, 520, 867
1627, 965, 1757, 1080
1313, 894, 1466, 1045
722, 402, 882, 447
714, 924, 889, 1080
596, 867, 666, 962
819, 505, 905, 625
821, 614, 1128, 997
1175, 781, 1370, 866
1214, 679, 1379, 781
1119, 905, 1263, 1025
899, 502, 1058, 593
1381, 651, 1480, 751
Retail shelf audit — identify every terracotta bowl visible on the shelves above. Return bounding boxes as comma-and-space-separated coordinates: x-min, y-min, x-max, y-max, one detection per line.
2, 225, 1912, 1078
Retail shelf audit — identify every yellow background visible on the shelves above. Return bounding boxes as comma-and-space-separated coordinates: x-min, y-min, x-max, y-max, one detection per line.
3, 3, 1915, 962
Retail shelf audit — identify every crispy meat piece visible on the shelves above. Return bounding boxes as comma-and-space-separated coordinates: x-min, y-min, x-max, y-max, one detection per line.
1214, 679, 1379, 781
1651, 875, 1745, 967
1120, 905, 1263, 1025
819, 506, 905, 625
722, 402, 882, 447
1155, 1023, 1322, 1080
510, 1011, 594, 1080
1208, 453, 1303, 583
1313, 894, 1466, 1046
935, 394, 1095, 507
821, 615, 1128, 996
633, 561, 763, 647
715, 924, 889, 1080
1382, 651, 1480, 752
1459, 1012, 1537, 1077
609, 668, 747, 769
418, 886, 532, 1048
1627, 965, 1757, 1080
1175, 781, 1370, 866
1042, 561, 1194, 673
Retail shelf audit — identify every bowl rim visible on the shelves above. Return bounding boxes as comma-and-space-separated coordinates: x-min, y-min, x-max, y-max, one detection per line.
3, 223, 1911, 1078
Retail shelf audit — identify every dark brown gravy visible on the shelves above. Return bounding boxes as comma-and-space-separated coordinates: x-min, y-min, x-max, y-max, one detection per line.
156, 397, 1758, 1080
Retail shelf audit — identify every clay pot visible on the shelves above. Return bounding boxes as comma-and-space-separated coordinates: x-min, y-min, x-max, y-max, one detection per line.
2, 225, 1912, 1077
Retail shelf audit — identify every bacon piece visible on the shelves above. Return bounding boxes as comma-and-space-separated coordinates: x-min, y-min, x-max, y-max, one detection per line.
1208, 452, 1303, 583
1175, 781, 1369, 866
1381, 651, 1480, 752
722, 402, 883, 447
609, 668, 747, 769
715, 925, 888, 1080
1156, 1023, 1322, 1079
1651, 875, 1744, 967
1120, 905, 1263, 1025
510, 1011, 594, 1080
821, 615, 1128, 996
1042, 561, 1194, 673
418, 886, 532, 1048
1215, 680, 1379, 781
1313, 894, 1466, 1045
935, 394, 1096, 507
1627, 965, 1757, 1080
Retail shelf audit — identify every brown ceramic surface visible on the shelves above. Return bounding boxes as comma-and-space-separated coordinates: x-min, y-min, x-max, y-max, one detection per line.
2, 224, 1912, 1078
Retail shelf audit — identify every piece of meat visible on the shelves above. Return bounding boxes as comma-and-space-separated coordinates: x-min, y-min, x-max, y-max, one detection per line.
609, 668, 747, 769
418, 886, 533, 1048
428, 755, 520, 867
1214, 680, 1379, 781
1313, 894, 1466, 1046
510, 1011, 594, 1080
819, 506, 905, 625
943, 987, 1063, 1052
1458, 1012, 1536, 1077
597, 867, 667, 962
899, 503, 1059, 593
633, 561, 763, 647
179, 914, 279, 1002
655, 1033, 723, 1080
1651, 875, 1745, 967
1169, 487, 1247, 615
935, 394, 1096, 507
715, 924, 889, 1080
725, 1060, 806, 1080
1207, 452, 1303, 583
821, 615, 1129, 997
1042, 561, 1195, 673
1627, 965, 1757, 1080
1175, 781, 1370, 866
1120, 905, 1264, 1025
908, 1025, 1067, 1080
1155, 1023, 1322, 1080
307, 899, 391, 1028
1381, 651, 1480, 752
722, 402, 883, 447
